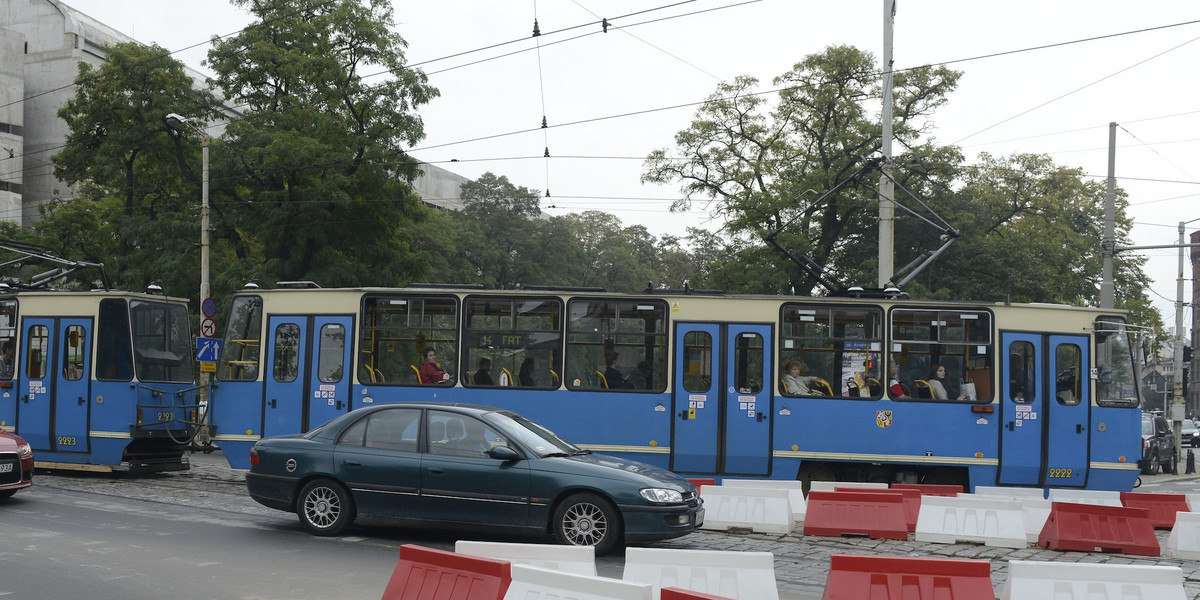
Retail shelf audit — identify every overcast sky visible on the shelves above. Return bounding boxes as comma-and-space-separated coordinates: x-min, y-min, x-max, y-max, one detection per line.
61, 0, 1200, 326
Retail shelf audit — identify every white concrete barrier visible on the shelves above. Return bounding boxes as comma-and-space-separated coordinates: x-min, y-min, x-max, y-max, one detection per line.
698, 485, 793, 534
1047, 489, 1121, 506
622, 547, 779, 600
1166, 510, 1200, 560
455, 540, 596, 576
958, 492, 1051, 542
974, 485, 1045, 499
809, 481, 888, 493
1000, 560, 1186, 600
720, 479, 806, 521
1186, 493, 1200, 512
914, 495, 1027, 548
503, 564, 651, 600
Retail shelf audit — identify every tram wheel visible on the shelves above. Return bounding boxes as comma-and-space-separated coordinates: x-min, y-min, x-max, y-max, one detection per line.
797, 463, 836, 497
552, 492, 622, 555
297, 478, 356, 536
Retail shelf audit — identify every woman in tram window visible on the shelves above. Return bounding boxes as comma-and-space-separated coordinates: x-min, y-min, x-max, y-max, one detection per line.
927, 362, 966, 400
419, 348, 451, 384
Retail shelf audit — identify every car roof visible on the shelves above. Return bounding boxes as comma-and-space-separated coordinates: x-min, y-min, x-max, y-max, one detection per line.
307, 401, 513, 438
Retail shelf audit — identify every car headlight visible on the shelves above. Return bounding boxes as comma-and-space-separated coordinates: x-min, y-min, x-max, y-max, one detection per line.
17, 442, 31, 457
640, 488, 684, 504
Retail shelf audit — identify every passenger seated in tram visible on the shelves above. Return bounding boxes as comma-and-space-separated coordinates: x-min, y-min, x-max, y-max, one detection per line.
0, 341, 13, 379
887, 361, 909, 398
781, 359, 818, 395
473, 357, 494, 386
419, 348, 452, 384
926, 362, 966, 400
626, 361, 653, 390
604, 352, 631, 389
519, 357, 536, 386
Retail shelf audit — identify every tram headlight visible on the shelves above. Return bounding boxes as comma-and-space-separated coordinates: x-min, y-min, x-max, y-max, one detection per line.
640, 488, 684, 504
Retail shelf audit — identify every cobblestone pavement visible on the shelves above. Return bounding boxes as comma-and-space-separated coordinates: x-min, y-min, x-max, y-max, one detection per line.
32, 451, 1200, 600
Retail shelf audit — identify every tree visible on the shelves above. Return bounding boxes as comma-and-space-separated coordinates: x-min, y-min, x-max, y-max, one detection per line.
458, 173, 544, 288
50, 41, 223, 294
643, 45, 960, 294
206, 0, 439, 287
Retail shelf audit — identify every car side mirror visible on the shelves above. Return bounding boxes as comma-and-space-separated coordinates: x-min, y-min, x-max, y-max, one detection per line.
488, 446, 520, 461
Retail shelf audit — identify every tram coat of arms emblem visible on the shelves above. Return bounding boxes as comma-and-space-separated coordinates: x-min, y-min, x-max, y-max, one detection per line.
876, 410, 893, 428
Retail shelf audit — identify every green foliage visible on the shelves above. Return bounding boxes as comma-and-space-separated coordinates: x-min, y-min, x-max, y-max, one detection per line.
206, 0, 438, 288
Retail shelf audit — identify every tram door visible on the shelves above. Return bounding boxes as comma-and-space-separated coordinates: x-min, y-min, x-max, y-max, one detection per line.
16, 318, 91, 453
671, 322, 773, 476
262, 315, 353, 437
997, 332, 1090, 487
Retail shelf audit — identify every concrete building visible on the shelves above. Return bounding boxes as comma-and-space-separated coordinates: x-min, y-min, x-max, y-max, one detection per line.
0, 0, 468, 226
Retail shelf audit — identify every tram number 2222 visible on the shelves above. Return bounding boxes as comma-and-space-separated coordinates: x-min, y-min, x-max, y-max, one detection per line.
1047, 468, 1073, 478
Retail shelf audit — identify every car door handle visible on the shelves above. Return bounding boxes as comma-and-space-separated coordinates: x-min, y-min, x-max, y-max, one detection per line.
427, 467, 445, 475
343, 460, 361, 467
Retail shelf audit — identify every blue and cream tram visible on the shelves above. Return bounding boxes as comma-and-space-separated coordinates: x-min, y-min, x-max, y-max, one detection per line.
0, 289, 199, 472
212, 283, 1143, 491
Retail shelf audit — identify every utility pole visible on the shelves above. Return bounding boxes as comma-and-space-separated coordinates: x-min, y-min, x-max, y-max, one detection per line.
1100, 122, 1116, 309
877, 0, 896, 287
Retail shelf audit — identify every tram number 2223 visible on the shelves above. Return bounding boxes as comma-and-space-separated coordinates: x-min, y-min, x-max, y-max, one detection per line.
1047, 468, 1073, 478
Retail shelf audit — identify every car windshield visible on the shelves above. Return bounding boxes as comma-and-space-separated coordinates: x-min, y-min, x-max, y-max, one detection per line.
1183, 421, 1197, 433
485, 411, 583, 458
1142, 419, 1154, 436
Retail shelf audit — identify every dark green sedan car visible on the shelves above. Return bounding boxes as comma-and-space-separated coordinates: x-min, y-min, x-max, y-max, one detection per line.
245, 402, 703, 554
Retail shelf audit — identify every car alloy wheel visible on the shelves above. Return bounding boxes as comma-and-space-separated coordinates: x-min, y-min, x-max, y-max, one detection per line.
553, 492, 621, 555
297, 479, 355, 536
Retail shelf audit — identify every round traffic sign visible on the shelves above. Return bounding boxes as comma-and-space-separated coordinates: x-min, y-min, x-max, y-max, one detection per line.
201, 317, 216, 338
201, 297, 217, 317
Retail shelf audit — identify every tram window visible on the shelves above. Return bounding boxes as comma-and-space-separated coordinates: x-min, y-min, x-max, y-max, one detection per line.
779, 304, 882, 398
97, 299, 133, 381
564, 299, 667, 392
273, 323, 300, 383
891, 308, 992, 403
25, 325, 47, 380
359, 295, 458, 385
1095, 317, 1139, 408
0, 300, 14, 381
317, 324, 346, 383
131, 299, 194, 383
734, 332, 764, 393
217, 295, 263, 382
1055, 344, 1082, 406
61, 325, 85, 381
1008, 341, 1035, 403
462, 296, 562, 389
681, 331, 712, 393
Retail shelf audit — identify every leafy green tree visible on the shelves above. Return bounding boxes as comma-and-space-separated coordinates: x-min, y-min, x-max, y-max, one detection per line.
458, 173, 544, 288
206, 0, 438, 287
49, 41, 223, 294
643, 45, 960, 295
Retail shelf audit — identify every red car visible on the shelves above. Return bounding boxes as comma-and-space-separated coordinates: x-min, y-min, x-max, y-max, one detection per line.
0, 429, 33, 498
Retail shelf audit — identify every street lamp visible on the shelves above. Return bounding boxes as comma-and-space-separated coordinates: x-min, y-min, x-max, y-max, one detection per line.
164, 113, 212, 422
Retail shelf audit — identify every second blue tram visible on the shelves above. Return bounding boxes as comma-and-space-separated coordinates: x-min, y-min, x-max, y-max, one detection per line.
0, 290, 200, 472
212, 283, 1143, 492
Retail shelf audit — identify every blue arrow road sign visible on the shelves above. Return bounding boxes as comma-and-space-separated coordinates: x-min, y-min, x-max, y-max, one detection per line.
196, 338, 223, 362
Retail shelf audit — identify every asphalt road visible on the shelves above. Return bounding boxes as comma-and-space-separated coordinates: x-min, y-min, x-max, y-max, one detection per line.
3, 451, 1200, 599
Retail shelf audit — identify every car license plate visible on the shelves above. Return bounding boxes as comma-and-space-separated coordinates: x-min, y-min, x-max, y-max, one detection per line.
693, 508, 704, 527
0, 463, 11, 473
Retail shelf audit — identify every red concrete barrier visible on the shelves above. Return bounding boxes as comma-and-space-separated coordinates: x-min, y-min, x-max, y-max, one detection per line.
662, 588, 735, 600
821, 554, 994, 600
837, 487, 922, 532
891, 483, 964, 497
687, 478, 716, 494
803, 491, 908, 540
1037, 502, 1160, 556
1120, 491, 1190, 529
380, 544, 511, 600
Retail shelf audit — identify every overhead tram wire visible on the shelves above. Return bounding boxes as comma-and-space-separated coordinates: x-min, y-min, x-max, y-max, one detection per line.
531, 1, 553, 202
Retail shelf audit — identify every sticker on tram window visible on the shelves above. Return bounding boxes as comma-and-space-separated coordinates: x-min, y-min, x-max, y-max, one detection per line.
1048, 468, 1073, 478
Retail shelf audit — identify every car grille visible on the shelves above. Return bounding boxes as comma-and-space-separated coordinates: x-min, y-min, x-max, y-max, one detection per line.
0, 454, 20, 485
683, 490, 700, 507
